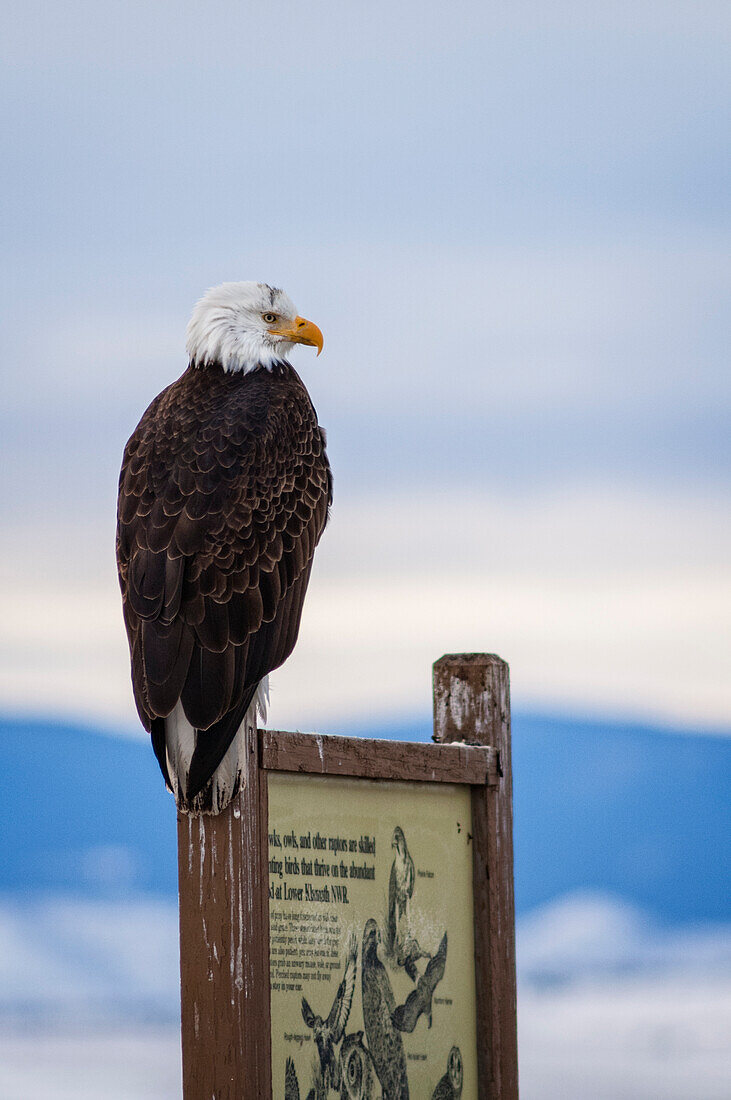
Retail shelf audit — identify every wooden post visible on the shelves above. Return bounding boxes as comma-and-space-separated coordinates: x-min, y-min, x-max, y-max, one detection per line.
176, 657, 517, 1097
433, 653, 519, 1100
177, 719, 271, 1100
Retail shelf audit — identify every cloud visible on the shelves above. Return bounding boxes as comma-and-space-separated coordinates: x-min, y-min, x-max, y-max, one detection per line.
0, 897, 179, 1026
1, 0, 728, 734
517, 891, 731, 985
4, 2, 729, 75
1, 485, 728, 731
0, 889, 728, 1099
5, 238, 729, 419
3, 234, 729, 541
0, 1029, 181, 1100
2, 890, 728, 1017
519, 973, 731, 1100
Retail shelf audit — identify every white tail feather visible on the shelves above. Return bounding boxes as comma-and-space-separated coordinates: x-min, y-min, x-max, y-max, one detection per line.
165, 675, 269, 814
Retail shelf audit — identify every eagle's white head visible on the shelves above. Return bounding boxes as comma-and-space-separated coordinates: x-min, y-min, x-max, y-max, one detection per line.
185, 281, 323, 373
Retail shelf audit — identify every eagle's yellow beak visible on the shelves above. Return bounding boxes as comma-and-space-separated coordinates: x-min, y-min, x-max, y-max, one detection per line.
268, 315, 324, 355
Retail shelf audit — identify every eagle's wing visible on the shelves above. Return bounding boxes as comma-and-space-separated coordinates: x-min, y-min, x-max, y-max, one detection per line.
116, 368, 331, 797
327, 932, 358, 1043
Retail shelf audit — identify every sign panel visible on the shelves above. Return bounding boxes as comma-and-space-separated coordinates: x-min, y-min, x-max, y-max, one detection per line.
268, 772, 477, 1099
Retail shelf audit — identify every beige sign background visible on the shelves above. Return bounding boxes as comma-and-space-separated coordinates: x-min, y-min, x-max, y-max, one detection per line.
268, 772, 478, 1099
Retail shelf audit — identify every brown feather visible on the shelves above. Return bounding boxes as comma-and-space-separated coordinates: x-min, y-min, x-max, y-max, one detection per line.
195, 596, 229, 653
116, 361, 332, 799
180, 643, 235, 729
145, 622, 194, 717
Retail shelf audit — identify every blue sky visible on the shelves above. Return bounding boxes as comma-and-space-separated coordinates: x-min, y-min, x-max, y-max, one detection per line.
1, 1, 729, 730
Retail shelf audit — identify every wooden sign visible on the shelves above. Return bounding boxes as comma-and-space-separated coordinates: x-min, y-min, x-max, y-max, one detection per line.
177, 654, 518, 1100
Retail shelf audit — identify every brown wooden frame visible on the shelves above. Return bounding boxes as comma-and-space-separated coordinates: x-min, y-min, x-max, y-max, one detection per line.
177, 654, 518, 1100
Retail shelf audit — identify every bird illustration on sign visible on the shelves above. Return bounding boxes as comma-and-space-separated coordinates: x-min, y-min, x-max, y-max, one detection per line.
361, 918, 410, 1100
339, 1032, 377, 1099
301, 933, 358, 1093
387, 827, 427, 981
392, 933, 447, 1033
432, 1046, 463, 1099
278, 822, 459, 1097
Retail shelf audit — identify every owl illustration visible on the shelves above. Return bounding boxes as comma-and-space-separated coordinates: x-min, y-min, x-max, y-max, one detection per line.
431, 1046, 463, 1099
361, 919, 409, 1099
339, 1031, 376, 1099
301, 933, 358, 1092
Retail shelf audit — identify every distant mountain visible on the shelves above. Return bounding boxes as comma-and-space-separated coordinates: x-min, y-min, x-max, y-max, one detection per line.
2, 717, 178, 898
2, 712, 729, 923
342, 712, 731, 924
509, 713, 730, 924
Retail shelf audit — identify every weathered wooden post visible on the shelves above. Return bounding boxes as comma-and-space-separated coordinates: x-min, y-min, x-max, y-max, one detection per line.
177, 719, 272, 1100
433, 653, 518, 1099
176, 653, 518, 1099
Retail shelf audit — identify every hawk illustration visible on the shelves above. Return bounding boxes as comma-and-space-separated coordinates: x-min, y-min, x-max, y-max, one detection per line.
301, 933, 358, 1091
116, 281, 330, 813
361, 919, 409, 1100
388, 827, 414, 944
392, 932, 447, 1033
387, 826, 424, 979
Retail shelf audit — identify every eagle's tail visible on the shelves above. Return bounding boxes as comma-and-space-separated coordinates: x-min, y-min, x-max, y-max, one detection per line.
158, 677, 269, 815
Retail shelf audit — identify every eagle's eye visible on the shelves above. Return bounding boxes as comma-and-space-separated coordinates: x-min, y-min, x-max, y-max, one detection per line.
262, 312, 277, 324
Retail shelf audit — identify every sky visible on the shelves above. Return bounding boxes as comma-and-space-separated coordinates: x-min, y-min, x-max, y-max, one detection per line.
1, 0, 729, 733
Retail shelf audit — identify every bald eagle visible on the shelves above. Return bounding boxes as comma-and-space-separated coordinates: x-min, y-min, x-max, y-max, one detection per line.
116, 282, 331, 813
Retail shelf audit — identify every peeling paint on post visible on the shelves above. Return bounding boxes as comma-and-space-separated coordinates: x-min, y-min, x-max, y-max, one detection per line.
177, 719, 271, 1100
433, 653, 519, 1100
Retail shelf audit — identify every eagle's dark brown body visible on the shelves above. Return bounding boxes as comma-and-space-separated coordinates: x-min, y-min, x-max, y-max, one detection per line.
116, 360, 331, 811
